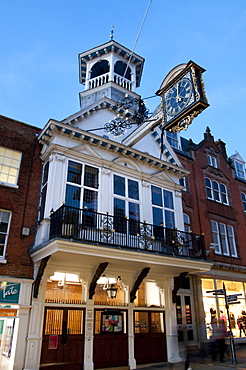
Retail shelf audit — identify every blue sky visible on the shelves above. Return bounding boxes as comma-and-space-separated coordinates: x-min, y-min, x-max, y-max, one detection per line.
1, 0, 246, 158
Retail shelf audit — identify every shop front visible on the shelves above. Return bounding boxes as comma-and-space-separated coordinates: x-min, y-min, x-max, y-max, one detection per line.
0, 279, 33, 370
201, 277, 246, 340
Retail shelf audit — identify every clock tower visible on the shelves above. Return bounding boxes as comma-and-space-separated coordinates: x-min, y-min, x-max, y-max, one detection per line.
78, 40, 145, 110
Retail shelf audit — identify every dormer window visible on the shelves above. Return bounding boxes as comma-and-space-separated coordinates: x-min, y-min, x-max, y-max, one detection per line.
230, 153, 246, 180
208, 154, 217, 168
234, 161, 246, 180
165, 131, 181, 150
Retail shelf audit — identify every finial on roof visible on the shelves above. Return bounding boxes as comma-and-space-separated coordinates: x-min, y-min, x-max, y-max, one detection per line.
110, 25, 114, 40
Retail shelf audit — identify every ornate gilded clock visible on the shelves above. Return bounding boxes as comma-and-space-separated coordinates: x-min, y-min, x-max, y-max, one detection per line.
156, 61, 209, 132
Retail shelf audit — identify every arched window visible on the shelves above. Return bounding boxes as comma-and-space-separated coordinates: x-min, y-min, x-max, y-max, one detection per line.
90, 60, 110, 79
213, 181, 220, 202
205, 177, 229, 205
114, 61, 131, 81
220, 184, 228, 205
205, 177, 213, 199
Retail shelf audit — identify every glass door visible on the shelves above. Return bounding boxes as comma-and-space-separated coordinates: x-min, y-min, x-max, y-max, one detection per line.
176, 294, 195, 342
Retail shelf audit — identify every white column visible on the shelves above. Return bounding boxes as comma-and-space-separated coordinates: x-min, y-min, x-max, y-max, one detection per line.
164, 277, 181, 363
8, 306, 30, 370
24, 270, 46, 370
128, 302, 136, 369
84, 300, 94, 370
24, 300, 44, 370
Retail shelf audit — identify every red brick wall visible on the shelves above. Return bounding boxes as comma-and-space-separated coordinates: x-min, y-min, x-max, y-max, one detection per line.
178, 134, 246, 266
0, 115, 42, 278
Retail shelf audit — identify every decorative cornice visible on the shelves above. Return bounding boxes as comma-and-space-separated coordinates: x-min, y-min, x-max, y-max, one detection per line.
212, 262, 246, 274
38, 121, 189, 177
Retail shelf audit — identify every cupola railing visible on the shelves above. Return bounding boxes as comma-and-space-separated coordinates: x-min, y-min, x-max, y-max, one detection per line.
49, 205, 206, 260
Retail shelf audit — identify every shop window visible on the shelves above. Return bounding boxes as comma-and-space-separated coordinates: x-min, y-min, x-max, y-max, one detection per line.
202, 278, 246, 339
45, 272, 83, 304
0, 146, 22, 187
0, 210, 12, 259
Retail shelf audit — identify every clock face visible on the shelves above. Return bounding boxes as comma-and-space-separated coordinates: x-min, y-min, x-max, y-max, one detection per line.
165, 78, 192, 116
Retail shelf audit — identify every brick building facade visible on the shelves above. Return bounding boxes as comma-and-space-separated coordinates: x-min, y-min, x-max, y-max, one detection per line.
0, 115, 42, 369
172, 127, 246, 343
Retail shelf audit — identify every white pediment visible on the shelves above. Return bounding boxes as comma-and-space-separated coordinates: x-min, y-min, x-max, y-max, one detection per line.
70, 143, 102, 159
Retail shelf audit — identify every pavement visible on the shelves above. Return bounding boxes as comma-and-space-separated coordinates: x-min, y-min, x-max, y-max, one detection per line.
137, 344, 246, 370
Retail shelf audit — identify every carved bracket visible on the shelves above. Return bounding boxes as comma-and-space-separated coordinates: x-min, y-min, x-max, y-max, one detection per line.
33, 255, 51, 299
130, 267, 150, 303
89, 262, 108, 299
172, 272, 188, 303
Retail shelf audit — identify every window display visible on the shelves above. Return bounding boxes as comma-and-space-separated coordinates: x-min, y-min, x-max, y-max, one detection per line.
202, 278, 246, 338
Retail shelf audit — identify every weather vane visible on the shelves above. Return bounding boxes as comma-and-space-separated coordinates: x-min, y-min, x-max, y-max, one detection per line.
110, 25, 114, 40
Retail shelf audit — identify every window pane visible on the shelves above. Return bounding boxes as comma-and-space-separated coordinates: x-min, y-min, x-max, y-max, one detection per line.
219, 223, 229, 255
152, 207, 164, 239
0, 146, 21, 185
165, 210, 175, 228
0, 222, 8, 233
151, 186, 162, 206
151, 312, 164, 333
213, 181, 220, 202
235, 161, 245, 178
0, 210, 11, 258
163, 190, 174, 209
84, 165, 99, 188
135, 311, 149, 334
44, 309, 63, 335
65, 184, 81, 208
205, 178, 212, 199
114, 175, 125, 196
129, 202, 140, 235
128, 179, 139, 200
67, 161, 82, 184
42, 161, 49, 185
241, 193, 246, 212
227, 226, 237, 257
83, 189, 98, 212
220, 184, 228, 204
211, 221, 220, 253
114, 198, 126, 233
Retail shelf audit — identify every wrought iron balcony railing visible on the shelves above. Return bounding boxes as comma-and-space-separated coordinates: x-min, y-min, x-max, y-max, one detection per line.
49, 205, 206, 260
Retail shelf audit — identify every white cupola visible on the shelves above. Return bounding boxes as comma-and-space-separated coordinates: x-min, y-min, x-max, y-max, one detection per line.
78, 40, 145, 110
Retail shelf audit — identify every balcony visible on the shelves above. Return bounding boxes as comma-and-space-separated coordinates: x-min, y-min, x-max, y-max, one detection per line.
49, 205, 206, 260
